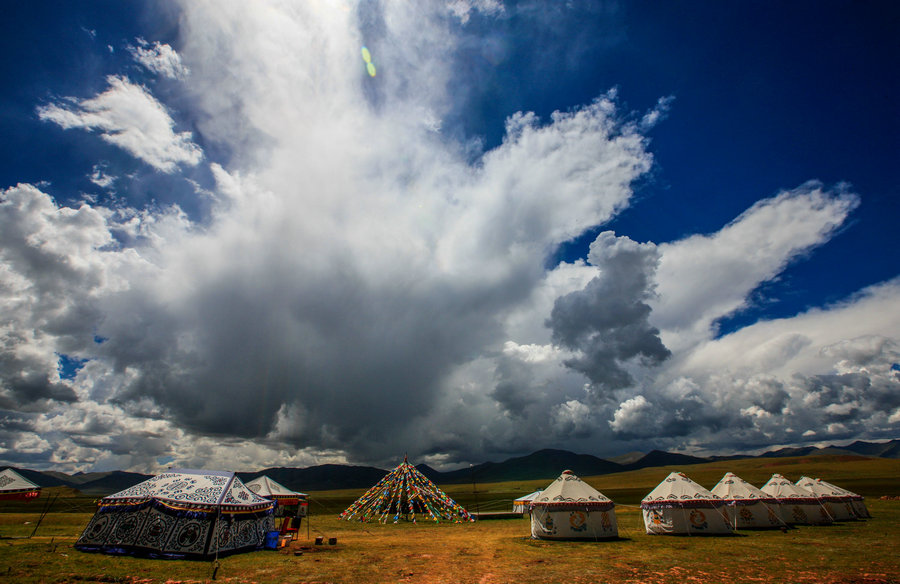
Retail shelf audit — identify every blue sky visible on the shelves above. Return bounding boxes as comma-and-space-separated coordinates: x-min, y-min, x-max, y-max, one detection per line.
0, 1, 897, 473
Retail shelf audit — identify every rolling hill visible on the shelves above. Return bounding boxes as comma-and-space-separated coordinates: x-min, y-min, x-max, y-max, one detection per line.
5, 438, 897, 496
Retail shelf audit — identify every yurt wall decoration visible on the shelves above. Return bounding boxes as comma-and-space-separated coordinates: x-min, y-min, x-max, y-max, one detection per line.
817, 479, 871, 519
340, 456, 472, 523
795, 476, 857, 522
710, 472, 786, 529
760, 474, 833, 526
641, 472, 733, 535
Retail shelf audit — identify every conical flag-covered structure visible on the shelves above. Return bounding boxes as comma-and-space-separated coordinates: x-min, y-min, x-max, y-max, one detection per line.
340, 456, 472, 523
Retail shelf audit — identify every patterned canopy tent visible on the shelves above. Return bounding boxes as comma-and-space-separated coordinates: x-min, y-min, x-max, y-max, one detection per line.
0, 468, 41, 501
795, 476, 858, 521
710, 472, 786, 529
340, 456, 472, 523
530, 470, 618, 540
760, 474, 832, 525
75, 469, 275, 558
641, 472, 733, 535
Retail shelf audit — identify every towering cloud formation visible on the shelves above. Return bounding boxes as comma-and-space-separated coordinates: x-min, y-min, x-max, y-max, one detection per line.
0, 2, 897, 472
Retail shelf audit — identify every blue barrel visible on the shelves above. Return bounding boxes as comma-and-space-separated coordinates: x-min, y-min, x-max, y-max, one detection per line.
264, 530, 280, 550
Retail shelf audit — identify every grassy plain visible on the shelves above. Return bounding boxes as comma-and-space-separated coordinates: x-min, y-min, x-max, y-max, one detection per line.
0, 455, 897, 584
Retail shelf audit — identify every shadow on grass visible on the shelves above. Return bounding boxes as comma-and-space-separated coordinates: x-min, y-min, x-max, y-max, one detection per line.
518, 535, 636, 543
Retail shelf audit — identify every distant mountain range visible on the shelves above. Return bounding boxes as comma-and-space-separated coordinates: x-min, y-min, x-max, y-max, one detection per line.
5, 439, 897, 496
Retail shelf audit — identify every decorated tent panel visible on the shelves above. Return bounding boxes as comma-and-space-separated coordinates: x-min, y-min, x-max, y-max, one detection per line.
512, 490, 542, 514
795, 476, 857, 521
710, 472, 785, 529
341, 456, 472, 523
817, 479, 871, 518
760, 474, 832, 525
641, 472, 733, 535
530, 470, 617, 540
0, 468, 41, 501
75, 469, 275, 558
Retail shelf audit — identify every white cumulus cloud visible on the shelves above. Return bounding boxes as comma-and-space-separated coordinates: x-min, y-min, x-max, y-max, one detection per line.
37, 76, 202, 172
129, 38, 190, 80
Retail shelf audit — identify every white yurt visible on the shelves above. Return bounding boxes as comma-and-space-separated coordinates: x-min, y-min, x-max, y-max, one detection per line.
760, 474, 832, 525
246, 475, 308, 511
530, 471, 617, 540
246, 474, 309, 535
641, 472, 733, 535
818, 479, 870, 518
710, 472, 786, 529
795, 477, 857, 521
512, 490, 542, 514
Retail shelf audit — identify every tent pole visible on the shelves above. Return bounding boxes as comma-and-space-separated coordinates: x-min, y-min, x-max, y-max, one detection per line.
818, 500, 835, 523
29, 492, 57, 539
210, 508, 222, 580
762, 500, 788, 528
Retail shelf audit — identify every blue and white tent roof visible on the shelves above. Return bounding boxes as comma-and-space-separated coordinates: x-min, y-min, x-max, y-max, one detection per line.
102, 468, 273, 512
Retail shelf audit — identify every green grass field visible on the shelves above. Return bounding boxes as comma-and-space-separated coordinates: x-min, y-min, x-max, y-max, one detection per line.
1, 455, 897, 584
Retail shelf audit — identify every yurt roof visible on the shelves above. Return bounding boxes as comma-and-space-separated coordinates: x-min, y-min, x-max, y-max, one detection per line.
816, 479, 863, 500
532, 470, 613, 509
796, 476, 852, 499
101, 468, 273, 512
245, 475, 307, 500
0, 468, 41, 494
760, 474, 819, 501
710, 472, 776, 502
641, 472, 723, 508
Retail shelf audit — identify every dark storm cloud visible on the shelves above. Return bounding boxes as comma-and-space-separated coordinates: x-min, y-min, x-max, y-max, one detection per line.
548, 231, 670, 392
